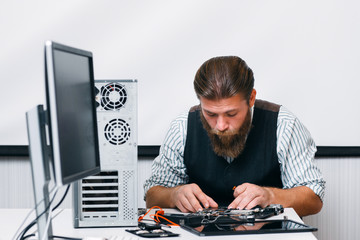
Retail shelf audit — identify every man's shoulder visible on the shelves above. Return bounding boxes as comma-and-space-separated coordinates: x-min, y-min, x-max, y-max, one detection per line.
254, 99, 297, 122
255, 99, 281, 112
276, 105, 306, 132
170, 111, 189, 126
162, 111, 188, 146
189, 104, 201, 113
278, 105, 298, 122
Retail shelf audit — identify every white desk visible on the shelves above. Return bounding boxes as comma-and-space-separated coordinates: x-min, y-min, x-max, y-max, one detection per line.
1, 208, 317, 240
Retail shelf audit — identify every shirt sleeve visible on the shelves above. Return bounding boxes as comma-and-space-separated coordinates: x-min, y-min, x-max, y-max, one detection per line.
143, 112, 189, 199
276, 106, 326, 201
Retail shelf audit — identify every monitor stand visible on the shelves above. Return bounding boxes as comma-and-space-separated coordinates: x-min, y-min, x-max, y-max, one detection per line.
26, 105, 53, 239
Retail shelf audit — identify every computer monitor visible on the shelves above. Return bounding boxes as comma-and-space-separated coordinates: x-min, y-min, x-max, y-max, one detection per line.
44, 41, 100, 186
26, 41, 100, 239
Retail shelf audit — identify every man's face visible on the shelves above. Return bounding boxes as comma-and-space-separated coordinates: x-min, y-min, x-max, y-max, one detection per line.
200, 90, 256, 158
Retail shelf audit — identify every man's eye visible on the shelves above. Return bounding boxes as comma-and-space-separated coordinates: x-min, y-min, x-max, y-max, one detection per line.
227, 113, 237, 117
207, 113, 216, 117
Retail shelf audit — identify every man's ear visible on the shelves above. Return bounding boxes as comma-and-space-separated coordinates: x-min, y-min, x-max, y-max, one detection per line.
249, 89, 257, 108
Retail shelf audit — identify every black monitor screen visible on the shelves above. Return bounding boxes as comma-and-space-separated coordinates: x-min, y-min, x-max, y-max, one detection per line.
45, 41, 100, 186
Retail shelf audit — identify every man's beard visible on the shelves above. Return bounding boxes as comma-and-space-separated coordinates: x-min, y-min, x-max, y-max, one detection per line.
200, 108, 252, 159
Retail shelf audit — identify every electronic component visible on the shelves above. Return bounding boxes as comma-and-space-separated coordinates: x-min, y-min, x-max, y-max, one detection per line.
156, 204, 284, 226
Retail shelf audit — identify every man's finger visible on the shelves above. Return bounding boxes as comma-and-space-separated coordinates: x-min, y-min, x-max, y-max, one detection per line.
192, 188, 212, 209
185, 189, 207, 212
233, 183, 248, 197
237, 192, 257, 210
244, 196, 262, 210
181, 196, 200, 212
175, 199, 188, 213
205, 195, 218, 208
228, 193, 245, 209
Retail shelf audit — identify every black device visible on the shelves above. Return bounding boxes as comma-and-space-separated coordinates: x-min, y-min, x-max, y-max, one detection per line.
126, 222, 179, 238
157, 204, 284, 226
155, 204, 316, 236
181, 219, 317, 236
125, 228, 179, 238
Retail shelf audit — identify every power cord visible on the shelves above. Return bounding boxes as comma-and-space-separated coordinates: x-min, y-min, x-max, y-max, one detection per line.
16, 184, 71, 240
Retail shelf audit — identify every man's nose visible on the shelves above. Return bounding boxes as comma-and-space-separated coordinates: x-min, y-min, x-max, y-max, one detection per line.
216, 116, 228, 132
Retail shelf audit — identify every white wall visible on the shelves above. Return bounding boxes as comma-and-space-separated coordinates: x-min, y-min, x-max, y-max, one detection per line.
1, 156, 359, 240
303, 158, 360, 240
1, 0, 360, 147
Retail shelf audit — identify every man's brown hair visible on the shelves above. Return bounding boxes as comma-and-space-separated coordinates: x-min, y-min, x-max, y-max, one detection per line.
193, 56, 254, 102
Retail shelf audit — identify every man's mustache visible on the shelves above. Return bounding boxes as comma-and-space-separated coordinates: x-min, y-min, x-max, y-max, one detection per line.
209, 129, 239, 136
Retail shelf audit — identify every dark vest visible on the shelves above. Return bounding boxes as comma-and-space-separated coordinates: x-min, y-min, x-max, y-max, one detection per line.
183, 99, 283, 207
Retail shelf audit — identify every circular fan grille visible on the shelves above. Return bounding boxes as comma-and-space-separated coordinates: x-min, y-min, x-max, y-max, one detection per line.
104, 119, 131, 145
100, 83, 127, 110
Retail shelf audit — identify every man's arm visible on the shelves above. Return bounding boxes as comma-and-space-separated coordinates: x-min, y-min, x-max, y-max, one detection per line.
273, 107, 325, 216
146, 184, 218, 213
229, 183, 322, 217
228, 106, 324, 217
266, 185, 323, 216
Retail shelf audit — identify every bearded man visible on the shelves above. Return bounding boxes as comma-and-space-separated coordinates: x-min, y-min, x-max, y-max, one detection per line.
144, 56, 325, 217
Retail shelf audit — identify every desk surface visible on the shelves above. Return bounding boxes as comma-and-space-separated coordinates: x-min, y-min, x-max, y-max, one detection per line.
1, 208, 317, 240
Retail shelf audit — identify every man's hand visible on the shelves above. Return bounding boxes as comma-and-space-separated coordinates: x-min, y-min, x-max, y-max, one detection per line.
228, 183, 274, 209
171, 183, 218, 212
146, 184, 322, 216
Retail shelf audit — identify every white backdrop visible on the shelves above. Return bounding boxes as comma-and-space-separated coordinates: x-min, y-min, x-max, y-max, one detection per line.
1, 0, 359, 146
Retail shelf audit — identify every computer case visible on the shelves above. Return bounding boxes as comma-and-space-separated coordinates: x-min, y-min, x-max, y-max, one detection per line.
73, 80, 138, 227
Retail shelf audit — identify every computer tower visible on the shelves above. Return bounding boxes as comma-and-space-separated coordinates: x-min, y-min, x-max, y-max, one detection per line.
73, 80, 138, 227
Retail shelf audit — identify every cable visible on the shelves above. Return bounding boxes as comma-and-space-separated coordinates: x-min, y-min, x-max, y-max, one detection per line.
18, 221, 37, 240
21, 234, 35, 240
138, 206, 179, 227
138, 205, 161, 222
12, 186, 57, 240
17, 186, 59, 240
17, 184, 71, 240
151, 213, 179, 226
12, 209, 36, 240
18, 187, 58, 240
16, 187, 58, 240
51, 184, 70, 211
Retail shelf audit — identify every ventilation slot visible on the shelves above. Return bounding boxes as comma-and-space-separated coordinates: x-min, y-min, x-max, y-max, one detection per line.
104, 119, 131, 145
123, 170, 135, 220
81, 171, 119, 216
100, 83, 127, 110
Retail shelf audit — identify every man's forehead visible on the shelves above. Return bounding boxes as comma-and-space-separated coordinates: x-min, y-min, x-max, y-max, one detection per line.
200, 94, 248, 113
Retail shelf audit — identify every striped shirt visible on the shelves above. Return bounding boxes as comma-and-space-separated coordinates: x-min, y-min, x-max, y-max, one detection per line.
144, 105, 325, 201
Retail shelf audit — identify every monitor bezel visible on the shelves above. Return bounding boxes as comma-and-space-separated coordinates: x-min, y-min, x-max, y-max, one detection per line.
44, 40, 100, 186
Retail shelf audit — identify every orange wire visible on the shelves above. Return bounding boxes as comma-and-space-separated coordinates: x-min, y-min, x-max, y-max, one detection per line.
138, 205, 162, 222
138, 206, 179, 226
153, 214, 179, 226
